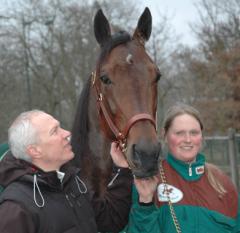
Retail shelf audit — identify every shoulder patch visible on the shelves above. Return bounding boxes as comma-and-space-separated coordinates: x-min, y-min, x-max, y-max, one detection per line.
195, 165, 204, 175
157, 183, 183, 203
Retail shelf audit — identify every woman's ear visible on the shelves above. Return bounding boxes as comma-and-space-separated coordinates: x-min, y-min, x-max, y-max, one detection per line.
161, 129, 169, 145
160, 128, 166, 141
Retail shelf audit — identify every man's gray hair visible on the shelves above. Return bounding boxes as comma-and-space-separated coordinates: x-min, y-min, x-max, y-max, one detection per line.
8, 110, 45, 162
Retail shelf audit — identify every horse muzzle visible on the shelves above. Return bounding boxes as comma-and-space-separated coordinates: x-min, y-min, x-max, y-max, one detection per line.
128, 141, 162, 178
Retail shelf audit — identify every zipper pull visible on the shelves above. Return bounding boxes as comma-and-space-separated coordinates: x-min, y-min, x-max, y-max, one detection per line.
108, 168, 120, 187
65, 194, 73, 207
189, 164, 192, 176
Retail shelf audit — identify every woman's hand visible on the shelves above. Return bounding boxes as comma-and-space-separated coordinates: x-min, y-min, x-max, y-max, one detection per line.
110, 142, 129, 168
134, 176, 159, 203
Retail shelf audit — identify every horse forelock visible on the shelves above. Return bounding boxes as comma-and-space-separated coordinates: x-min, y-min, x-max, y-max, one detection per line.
97, 31, 131, 67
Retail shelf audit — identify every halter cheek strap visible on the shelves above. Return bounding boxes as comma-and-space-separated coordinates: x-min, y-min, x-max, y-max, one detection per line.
92, 71, 157, 151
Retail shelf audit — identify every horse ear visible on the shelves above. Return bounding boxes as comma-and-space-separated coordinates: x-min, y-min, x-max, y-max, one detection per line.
133, 7, 152, 43
94, 9, 111, 47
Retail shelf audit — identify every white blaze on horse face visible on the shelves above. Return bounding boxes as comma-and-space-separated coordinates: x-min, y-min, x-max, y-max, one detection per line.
126, 53, 133, 64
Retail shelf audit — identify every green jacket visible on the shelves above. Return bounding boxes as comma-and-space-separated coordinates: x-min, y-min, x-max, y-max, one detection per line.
121, 154, 240, 233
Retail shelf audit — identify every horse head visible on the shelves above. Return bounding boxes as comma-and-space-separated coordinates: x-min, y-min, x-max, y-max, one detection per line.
92, 8, 162, 178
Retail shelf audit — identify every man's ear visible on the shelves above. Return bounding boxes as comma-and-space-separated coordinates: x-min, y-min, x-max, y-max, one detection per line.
26, 145, 41, 159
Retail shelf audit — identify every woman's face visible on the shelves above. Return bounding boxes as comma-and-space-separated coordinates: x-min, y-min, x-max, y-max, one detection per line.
165, 114, 203, 163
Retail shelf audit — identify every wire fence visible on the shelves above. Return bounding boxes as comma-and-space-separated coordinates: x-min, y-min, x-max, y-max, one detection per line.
202, 128, 240, 190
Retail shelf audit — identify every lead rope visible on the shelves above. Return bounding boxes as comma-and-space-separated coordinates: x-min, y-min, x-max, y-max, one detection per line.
159, 160, 182, 233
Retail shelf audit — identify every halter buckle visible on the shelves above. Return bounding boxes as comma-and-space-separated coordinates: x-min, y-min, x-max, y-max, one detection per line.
119, 139, 127, 153
92, 71, 96, 86
98, 93, 103, 101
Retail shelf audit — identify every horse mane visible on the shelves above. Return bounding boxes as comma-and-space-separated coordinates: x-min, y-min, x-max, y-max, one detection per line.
71, 77, 91, 165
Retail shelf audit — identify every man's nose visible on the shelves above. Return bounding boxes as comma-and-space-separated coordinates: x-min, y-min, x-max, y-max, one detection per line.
62, 129, 71, 139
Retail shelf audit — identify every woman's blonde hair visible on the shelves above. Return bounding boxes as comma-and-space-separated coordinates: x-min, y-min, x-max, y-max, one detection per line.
163, 103, 203, 133
163, 103, 226, 196
205, 163, 227, 196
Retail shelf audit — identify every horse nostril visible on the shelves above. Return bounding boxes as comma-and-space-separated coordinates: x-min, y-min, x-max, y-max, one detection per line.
132, 144, 141, 162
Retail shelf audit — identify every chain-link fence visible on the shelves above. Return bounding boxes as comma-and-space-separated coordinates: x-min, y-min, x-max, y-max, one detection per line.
202, 129, 240, 190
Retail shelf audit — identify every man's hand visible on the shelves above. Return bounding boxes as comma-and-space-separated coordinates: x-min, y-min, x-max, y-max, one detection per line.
110, 142, 129, 168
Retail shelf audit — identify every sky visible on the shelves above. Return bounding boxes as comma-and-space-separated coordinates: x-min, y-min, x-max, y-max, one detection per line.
0, 0, 199, 47
140, 0, 199, 47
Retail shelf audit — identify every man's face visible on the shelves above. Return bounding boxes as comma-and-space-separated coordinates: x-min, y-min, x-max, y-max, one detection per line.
31, 112, 74, 170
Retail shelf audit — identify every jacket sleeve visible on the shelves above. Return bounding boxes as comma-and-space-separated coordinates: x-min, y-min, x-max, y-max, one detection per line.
0, 201, 36, 233
120, 185, 161, 233
91, 167, 133, 233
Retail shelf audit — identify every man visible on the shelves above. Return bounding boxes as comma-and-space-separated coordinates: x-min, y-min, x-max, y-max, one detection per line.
0, 110, 132, 233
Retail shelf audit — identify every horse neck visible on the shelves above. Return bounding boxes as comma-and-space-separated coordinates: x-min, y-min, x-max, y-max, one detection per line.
76, 87, 111, 193
88, 86, 112, 158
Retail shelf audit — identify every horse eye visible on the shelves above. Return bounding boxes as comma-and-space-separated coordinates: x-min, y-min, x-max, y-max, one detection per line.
100, 75, 112, 85
155, 72, 161, 82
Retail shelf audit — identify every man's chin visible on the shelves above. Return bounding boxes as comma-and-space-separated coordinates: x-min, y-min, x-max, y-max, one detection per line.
69, 152, 74, 159
64, 151, 75, 161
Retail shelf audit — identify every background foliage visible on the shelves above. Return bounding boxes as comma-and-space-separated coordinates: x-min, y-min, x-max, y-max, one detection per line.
0, 0, 239, 141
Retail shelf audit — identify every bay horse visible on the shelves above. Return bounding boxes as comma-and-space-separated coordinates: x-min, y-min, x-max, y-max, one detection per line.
71, 8, 162, 196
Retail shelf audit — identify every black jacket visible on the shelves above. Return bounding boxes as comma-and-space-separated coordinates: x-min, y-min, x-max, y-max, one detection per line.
0, 153, 133, 233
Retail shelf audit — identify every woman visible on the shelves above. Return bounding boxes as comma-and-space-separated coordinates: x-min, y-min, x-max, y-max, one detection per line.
123, 103, 240, 233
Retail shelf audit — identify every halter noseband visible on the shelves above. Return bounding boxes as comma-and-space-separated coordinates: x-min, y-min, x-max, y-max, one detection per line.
92, 71, 157, 151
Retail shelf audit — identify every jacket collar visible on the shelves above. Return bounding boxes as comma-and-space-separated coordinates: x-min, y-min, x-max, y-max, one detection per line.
167, 153, 205, 181
23, 164, 80, 190
0, 152, 79, 189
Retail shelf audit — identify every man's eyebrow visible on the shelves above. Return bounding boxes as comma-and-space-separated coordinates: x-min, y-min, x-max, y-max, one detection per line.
49, 121, 60, 135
